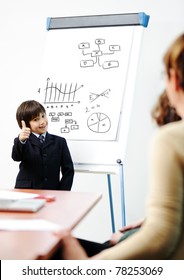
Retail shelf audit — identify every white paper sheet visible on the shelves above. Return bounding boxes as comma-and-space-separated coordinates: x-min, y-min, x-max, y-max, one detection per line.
0, 219, 62, 231
38, 26, 134, 141
0, 191, 39, 200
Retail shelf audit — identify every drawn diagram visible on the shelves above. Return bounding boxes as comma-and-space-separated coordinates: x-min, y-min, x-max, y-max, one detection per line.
43, 78, 83, 104
36, 22, 137, 141
48, 110, 79, 133
78, 38, 121, 69
89, 88, 111, 103
38, 75, 116, 138
38, 79, 114, 136
61, 118, 79, 133
38, 78, 83, 134
87, 113, 111, 133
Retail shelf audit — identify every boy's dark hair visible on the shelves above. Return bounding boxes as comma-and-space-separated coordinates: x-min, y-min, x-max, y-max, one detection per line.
16, 100, 46, 128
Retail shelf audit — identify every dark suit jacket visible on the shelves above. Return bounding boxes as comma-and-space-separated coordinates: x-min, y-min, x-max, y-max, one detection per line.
12, 132, 74, 190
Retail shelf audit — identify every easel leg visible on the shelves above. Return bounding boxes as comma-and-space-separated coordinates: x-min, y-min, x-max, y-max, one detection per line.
107, 174, 115, 233
119, 164, 126, 226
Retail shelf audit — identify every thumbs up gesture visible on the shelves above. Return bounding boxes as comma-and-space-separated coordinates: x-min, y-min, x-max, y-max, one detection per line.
19, 120, 31, 142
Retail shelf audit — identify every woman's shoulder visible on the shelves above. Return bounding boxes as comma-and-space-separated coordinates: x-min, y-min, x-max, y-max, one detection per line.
156, 120, 184, 138
152, 120, 184, 155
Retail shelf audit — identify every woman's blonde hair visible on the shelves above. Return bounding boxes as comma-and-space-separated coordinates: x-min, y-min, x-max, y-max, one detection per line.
151, 90, 181, 126
164, 33, 184, 89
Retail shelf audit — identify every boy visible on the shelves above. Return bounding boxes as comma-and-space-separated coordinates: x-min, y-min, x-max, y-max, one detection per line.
12, 100, 74, 190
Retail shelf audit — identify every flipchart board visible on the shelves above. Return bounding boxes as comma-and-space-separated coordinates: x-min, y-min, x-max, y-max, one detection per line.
36, 13, 150, 174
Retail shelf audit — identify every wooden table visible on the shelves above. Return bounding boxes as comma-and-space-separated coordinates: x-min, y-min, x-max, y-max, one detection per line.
0, 189, 102, 259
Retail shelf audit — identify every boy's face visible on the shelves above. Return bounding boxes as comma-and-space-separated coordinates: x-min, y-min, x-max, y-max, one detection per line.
29, 112, 48, 134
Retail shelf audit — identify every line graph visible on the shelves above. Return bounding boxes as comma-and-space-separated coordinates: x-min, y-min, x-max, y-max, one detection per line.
43, 78, 83, 104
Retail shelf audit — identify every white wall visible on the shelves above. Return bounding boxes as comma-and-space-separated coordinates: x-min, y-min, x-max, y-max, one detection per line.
0, 1, 183, 242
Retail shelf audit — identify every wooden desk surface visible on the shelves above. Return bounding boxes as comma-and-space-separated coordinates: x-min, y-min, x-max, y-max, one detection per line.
0, 189, 102, 259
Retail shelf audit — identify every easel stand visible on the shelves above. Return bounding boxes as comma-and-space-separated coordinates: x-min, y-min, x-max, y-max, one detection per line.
44, 12, 150, 233
75, 162, 126, 233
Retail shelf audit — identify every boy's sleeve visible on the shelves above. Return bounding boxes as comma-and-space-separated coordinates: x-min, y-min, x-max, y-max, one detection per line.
59, 138, 74, 190
12, 137, 26, 161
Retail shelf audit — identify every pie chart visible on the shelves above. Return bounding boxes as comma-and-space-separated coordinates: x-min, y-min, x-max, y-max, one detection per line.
87, 113, 111, 133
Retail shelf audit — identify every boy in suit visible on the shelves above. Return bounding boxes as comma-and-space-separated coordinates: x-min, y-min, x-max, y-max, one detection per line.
12, 100, 74, 190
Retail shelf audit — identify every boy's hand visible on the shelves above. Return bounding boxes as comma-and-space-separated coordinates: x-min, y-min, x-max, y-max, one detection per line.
19, 120, 31, 142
